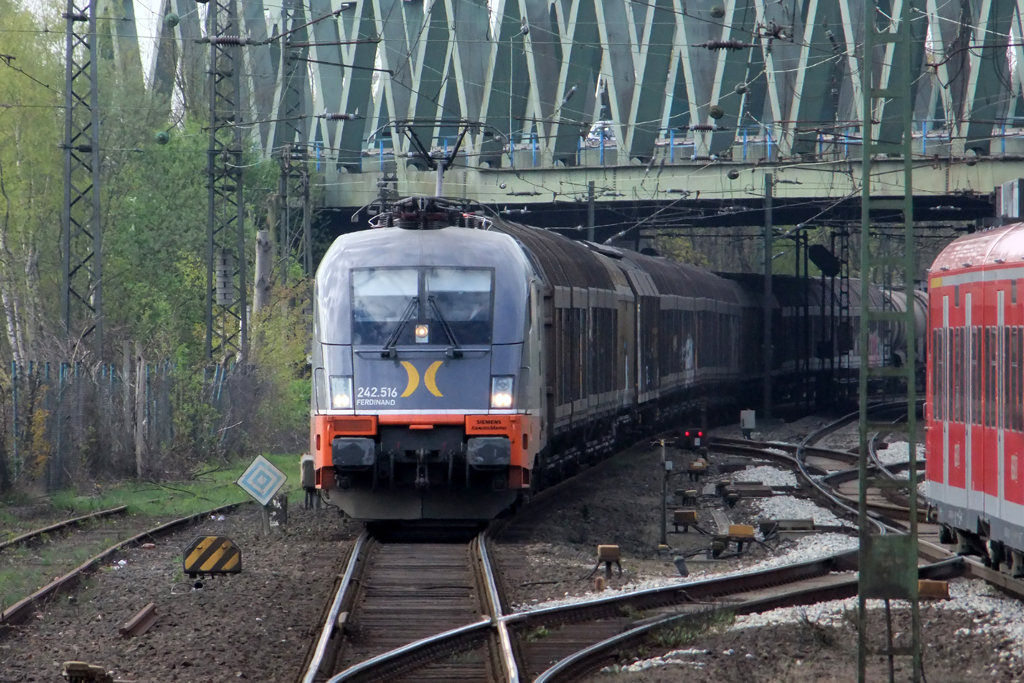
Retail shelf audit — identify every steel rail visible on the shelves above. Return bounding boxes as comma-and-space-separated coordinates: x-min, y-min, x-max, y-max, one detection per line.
478, 533, 520, 683
532, 557, 966, 683
324, 532, 511, 683
302, 531, 369, 683
0, 505, 129, 552
325, 619, 494, 683
502, 550, 858, 631
0, 501, 246, 628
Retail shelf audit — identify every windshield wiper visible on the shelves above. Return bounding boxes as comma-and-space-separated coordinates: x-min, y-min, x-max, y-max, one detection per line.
380, 297, 419, 358
428, 296, 464, 358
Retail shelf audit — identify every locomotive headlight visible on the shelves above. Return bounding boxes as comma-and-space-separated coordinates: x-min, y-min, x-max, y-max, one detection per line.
490, 376, 514, 409
330, 376, 353, 409
414, 324, 429, 343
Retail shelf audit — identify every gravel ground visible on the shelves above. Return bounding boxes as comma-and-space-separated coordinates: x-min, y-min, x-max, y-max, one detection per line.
0, 503, 356, 683
532, 418, 1022, 683
587, 604, 1023, 682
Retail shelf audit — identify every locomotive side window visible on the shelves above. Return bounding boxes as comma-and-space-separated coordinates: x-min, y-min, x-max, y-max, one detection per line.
351, 268, 419, 345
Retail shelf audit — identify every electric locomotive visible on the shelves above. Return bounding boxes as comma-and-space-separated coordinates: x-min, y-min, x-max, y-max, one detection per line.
309, 196, 922, 522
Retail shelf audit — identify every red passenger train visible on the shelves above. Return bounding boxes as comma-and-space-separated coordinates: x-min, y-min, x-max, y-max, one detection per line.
928, 223, 1024, 574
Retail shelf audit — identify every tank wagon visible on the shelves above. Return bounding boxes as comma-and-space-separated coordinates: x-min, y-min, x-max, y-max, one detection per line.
927, 223, 1024, 575
310, 197, 922, 521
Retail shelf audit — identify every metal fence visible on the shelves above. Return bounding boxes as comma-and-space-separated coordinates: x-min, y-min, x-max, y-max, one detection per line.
4, 357, 257, 490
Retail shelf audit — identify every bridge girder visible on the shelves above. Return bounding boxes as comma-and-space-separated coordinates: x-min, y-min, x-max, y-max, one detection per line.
137, 0, 1024, 212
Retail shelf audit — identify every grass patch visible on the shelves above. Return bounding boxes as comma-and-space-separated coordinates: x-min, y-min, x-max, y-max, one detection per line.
0, 526, 134, 613
46, 453, 303, 518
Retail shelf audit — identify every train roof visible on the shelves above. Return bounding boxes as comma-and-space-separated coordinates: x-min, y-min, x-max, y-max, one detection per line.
931, 223, 1024, 276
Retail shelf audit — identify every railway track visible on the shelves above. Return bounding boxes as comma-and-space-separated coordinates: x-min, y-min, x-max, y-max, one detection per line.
300, 530, 966, 683
302, 530, 516, 683
299, 405, 1022, 683
0, 505, 128, 552
709, 412, 1024, 603
0, 501, 246, 628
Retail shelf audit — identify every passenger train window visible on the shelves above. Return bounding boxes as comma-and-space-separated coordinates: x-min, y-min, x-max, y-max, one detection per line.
953, 329, 961, 422
1006, 327, 1013, 429
932, 328, 943, 421
1018, 327, 1024, 430
972, 327, 981, 424
988, 327, 998, 427
954, 329, 962, 423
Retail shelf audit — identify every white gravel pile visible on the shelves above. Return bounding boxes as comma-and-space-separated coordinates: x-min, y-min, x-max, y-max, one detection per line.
876, 440, 925, 465
606, 578, 1024, 674
604, 648, 710, 673
752, 494, 856, 527
514, 534, 858, 613
743, 533, 858, 571
731, 578, 1024, 657
739, 465, 798, 487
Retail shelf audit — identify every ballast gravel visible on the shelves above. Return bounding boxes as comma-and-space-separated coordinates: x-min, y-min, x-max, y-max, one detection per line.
737, 465, 797, 487
515, 533, 858, 612
734, 577, 1024, 655
877, 440, 926, 465
751, 494, 855, 527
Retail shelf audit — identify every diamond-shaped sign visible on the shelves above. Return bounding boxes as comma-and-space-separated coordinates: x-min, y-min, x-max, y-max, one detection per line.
237, 455, 287, 506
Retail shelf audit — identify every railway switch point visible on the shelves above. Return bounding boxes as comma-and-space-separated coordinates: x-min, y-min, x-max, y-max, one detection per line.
301, 454, 320, 510
917, 580, 950, 601
740, 409, 755, 439
729, 524, 755, 553
597, 544, 623, 579
674, 509, 698, 532
687, 458, 707, 482
61, 662, 113, 683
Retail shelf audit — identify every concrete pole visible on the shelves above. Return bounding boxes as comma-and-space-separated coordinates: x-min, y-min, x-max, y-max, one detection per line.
134, 341, 145, 478
763, 172, 774, 420
587, 180, 596, 241
253, 230, 272, 315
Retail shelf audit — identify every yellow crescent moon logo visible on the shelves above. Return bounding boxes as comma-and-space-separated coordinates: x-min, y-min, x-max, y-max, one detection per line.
400, 361, 420, 397
424, 361, 444, 397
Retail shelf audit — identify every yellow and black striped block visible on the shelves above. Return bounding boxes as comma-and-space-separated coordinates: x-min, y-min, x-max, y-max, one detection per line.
182, 536, 241, 576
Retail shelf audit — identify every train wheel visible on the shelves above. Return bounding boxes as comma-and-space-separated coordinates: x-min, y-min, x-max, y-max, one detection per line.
938, 524, 956, 544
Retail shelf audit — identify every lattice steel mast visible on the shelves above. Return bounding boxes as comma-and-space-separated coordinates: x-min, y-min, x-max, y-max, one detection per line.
204, 0, 248, 361
61, 0, 103, 357
858, 1, 922, 681
276, 0, 312, 284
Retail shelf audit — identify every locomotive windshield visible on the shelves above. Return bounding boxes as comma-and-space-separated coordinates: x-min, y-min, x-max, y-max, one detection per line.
351, 266, 493, 346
